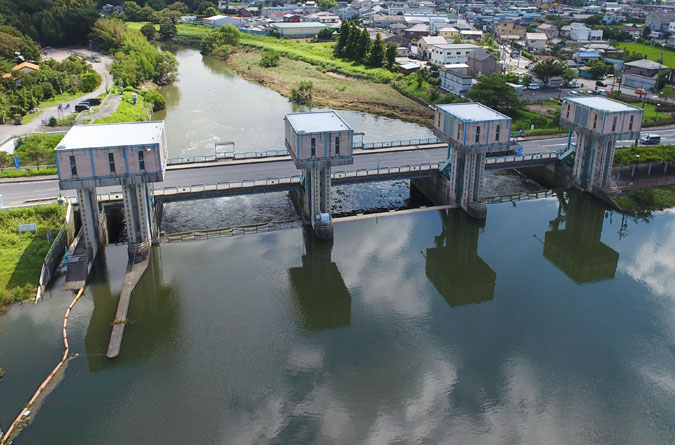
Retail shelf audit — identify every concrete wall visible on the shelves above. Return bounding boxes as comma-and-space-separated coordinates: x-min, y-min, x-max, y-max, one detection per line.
295, 132, 352, 160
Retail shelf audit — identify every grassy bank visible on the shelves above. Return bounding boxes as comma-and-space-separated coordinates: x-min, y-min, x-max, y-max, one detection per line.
0, 204, 66, 305
227, 49, 433, 125
614, 43, 675, 68
94, 89, 151, 124
617, 185, 675, 213
614, 144, 675, 165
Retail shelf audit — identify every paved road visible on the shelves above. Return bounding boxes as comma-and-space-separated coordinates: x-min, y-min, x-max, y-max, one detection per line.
3, 128, 675, 206
0, 48, 113, 142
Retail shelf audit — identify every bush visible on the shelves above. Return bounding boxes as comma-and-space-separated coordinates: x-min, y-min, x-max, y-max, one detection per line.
81, 71, 101, 93
140, 23, 156, 40
144, 91, 166, 111
48, 116, 57, 127
211, 44, 236, 60
259, 50, 280, 68
290, 81, 313, 104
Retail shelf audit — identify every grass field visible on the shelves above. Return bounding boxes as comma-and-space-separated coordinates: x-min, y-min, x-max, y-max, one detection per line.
94, 90, 151, 124
0, 204, 66, 305
615, 42, 675, 68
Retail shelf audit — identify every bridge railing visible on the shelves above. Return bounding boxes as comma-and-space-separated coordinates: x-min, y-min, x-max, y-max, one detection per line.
485, 151, 560, 166
358, 137, 441, 150
332, 162, 441, 179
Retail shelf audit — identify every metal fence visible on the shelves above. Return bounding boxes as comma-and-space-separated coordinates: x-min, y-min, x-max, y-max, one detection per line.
485, 152, 560, 166
359, 137, 441, 150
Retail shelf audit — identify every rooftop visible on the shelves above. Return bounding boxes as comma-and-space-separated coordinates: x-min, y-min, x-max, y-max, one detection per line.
437, 103, 510, 122
564, 97, 640, 113
272, 22, 326, 28
432, 43, 480, 50
625, 59, 668, 70
285, 111, 352, 133
56, 122, 165, 150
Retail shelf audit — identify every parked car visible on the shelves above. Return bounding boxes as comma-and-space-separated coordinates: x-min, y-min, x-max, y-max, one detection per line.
74, 103, 90, 112
528, 81, 540, 90
596, 80, 608, 87
567, 80, 581, 88
639, 134, 661, 145
84, 98, 102, 106
569, 90, 581, 96
635, 88, 646, 95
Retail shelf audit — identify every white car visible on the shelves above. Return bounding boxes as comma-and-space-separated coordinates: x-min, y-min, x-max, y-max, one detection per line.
528, 82, 540, 90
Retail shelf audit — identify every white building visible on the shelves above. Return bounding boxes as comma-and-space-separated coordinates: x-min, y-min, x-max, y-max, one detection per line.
525, 33, 548, 50
271, 22, 326, 38
203, 15, 244, 28
429, 43, 480, 66
417, 36, 448, 60
569, 22, 603, 41
439, 67, 473, 96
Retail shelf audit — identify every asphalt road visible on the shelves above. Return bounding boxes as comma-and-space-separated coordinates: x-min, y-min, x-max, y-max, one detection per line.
2, 128, 674, 206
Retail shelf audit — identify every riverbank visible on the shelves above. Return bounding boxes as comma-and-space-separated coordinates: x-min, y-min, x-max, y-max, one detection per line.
228, 49, 433, 126
616, 184, 675, 214
0, 204, 66, 306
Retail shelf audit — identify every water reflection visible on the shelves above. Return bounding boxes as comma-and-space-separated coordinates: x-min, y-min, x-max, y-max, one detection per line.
84, 246, 177, 370
289, 230, 351, 330
425, 209, 496, 307
543, 192, 619, 283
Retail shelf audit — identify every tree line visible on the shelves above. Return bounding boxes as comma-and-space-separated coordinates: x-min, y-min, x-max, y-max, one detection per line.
334, 21, 398, 70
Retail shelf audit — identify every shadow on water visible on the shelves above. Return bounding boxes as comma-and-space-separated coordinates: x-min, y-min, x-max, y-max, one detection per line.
289, 228, 351, 331
84, 246, 178, 371
543, 191, 619, 284
425, 209, 496, 307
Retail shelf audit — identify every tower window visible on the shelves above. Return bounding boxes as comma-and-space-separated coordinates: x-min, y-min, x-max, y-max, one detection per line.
70, 156, 77, 176
593, 114, 597, 129
311, 138, 316, 156
612, 116, 617, 132
629, 115, 634, 130
108, 153, 116, 173
475, 126, 481, 143
335, 136, 340, 154
495, 124, 501, 141
138, 150, 145, 170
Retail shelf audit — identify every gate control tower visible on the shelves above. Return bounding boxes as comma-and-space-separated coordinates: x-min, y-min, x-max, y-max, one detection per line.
559, 96, 642, 194
433, 103, 512, 218
284, 111, 354, 239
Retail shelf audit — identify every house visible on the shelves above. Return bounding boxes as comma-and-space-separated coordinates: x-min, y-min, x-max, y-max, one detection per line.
398, 62, 422, 75
203, 15, 244, 28
645, 11, 675, 32
437, 26, 459, 39
439, 66, 473, 96
575, 50, 601, 62
497, 20, 527, 38
623, 25, 641, 40
417, 36, 448, 60
271, 22, 326, 37
261, 5, 317, 18
536, 23, 559, 40
429, 43, 480, 66
459, 30, 483, 41
389, 23, 408, 36
466, 48, 499, 77
525, 33, 548, 51
283, 14, 303, 22
623, 59, 669, 90
569, 22, 603, 41
404, 23, 430, 39
2, 62, 39, 84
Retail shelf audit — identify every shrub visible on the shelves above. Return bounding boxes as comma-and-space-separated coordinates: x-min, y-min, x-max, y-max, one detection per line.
144, 91, 166, 111
290, 81, 313, 104
259, 50, 280, 68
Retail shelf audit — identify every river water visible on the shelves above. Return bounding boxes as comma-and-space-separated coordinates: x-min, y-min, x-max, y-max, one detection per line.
153, 48, 435, 157
2, 193, 675, 443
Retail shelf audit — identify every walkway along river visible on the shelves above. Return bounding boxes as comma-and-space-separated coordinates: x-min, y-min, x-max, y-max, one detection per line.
1, 193, 675, 443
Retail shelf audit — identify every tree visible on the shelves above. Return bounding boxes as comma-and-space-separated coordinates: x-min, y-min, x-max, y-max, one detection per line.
317, 0, 337, 10
197, 1, 217, 15
643, 26, 651, 37
466, 74, 521, 115
660, 85, 675, 99
200, 24, 240, 55
168, 1, 189, 14
154, 51, 178, 84
531, 58, 566, 86
356, 28, 370, 63
159, 21, 177, 40
123, 1, 143, 21
147, 0, 166, 11
385, 41, 397, 70
316, 28, 333, 41
334, 21, 351, 57
140, 23, 156, 40
80, 72, 100, 92
587, 59, 607, 79
367, 33, 385, 67
144, 91, 166, 111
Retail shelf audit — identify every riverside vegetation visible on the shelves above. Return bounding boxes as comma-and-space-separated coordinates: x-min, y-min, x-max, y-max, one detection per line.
0, 204, 66, 306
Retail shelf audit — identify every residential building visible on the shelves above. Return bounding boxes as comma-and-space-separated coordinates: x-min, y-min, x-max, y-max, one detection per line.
271, 22, 326, 37
536, 23, 559, 40
261, 5, 317, 18
645, 11, 675, 32
525, 32, 548, 50
498, 20, 527, 38
404, 23, 430, 39
439, 66, 473, 96
459, 30, 483, 41
438, 26, 459, 39
466, 48, 499, 77
569, 22, 603, 41
623, 25, 641, 40
623, 59, 669, 90
429, 43, 480, 65
417, 36, 448, 60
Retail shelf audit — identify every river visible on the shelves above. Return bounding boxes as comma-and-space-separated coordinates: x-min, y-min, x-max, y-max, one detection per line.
153, 48, 435, 157
2, 193, 675, 443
